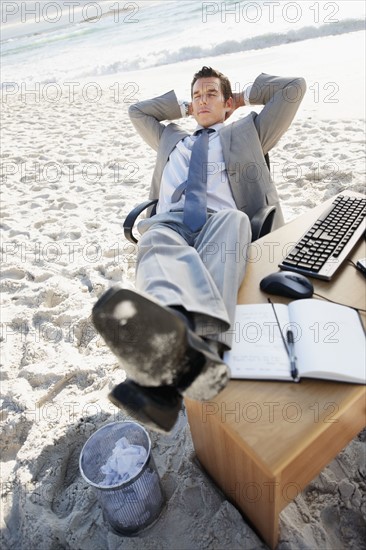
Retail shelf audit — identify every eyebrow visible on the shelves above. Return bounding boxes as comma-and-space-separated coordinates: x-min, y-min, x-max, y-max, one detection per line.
193, 86, 218, 96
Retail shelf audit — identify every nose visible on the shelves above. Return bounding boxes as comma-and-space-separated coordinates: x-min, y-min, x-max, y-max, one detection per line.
199, 94, 207, 105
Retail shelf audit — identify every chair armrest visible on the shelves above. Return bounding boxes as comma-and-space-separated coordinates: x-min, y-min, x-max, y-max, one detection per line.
123, 199, 158, 243
250, 205, 276, 242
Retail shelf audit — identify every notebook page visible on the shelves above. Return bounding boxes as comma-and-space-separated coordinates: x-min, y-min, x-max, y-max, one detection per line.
288, 299, 366, 383
224, 303, 292, 380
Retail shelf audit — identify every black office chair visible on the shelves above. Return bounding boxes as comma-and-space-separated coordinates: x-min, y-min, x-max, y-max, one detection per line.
123, 153, 275, 244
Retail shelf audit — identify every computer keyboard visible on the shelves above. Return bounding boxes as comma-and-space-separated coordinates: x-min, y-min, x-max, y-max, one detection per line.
279, 194, 366, 280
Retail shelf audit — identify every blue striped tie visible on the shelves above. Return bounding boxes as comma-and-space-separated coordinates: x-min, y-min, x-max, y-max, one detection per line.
183, 128, 214, 231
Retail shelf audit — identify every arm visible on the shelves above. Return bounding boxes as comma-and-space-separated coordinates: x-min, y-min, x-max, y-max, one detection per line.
224, 85, 251, 119
225, 73, 306, 153
128, 90, 182, 152
248, 73, 307, 154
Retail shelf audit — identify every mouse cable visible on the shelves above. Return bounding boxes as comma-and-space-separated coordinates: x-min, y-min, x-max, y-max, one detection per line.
312, 292, 366, 314
347, 258, 366, 278
313, 259, 366, 313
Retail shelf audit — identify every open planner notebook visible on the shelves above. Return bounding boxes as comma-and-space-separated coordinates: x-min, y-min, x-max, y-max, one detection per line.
223, 299, 365, 384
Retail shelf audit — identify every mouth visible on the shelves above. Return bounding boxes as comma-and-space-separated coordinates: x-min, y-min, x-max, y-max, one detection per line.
198, 109, 210, 114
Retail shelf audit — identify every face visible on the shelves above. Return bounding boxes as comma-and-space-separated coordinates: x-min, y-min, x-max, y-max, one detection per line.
191, 77, 232, 127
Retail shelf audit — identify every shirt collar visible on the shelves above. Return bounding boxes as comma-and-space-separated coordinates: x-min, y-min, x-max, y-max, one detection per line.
194, 122, 224, 133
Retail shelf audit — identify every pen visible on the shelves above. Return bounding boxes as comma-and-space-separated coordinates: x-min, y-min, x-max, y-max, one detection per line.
286, 329, 299, 382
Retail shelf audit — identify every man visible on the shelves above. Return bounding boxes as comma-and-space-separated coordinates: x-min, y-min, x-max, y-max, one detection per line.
92, 67, 306, 432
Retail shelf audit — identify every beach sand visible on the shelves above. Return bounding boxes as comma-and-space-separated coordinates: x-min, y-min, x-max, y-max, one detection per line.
1, 33, 365, 549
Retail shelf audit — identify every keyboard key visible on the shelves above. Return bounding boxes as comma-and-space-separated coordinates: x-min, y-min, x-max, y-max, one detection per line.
282, 259, 298, 267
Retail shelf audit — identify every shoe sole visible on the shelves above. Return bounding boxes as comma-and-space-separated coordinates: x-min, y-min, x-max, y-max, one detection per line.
92, 287, 188, 386
93, 287, 230, 399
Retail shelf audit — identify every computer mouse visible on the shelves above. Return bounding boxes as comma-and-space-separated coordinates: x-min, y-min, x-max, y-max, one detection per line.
260, 271, 314, 299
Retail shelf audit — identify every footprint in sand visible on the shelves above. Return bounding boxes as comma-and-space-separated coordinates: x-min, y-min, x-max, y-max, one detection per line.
34, 218, 58, 229
42, 289, 68, 308
8, 229, 31, 237
1, 267, 27, 280
0, 407, 33, 461
59, 201, 77, 210
84, 222, 101, 230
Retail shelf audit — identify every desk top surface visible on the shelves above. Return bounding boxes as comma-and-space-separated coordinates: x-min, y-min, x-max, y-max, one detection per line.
211, 191, 366, 470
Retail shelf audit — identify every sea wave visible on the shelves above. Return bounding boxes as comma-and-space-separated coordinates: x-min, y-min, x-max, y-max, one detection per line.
87, 18, 365, 77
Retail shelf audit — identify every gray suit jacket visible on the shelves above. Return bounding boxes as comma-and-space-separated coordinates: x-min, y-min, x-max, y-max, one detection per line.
128, 73, 306, 229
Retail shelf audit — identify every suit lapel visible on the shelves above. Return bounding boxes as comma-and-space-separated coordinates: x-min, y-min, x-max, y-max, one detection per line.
218, 124, 231, 165
218, 124, 244, 209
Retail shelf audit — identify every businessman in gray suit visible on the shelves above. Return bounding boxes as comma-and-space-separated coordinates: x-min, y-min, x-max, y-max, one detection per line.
92, 67, 306, 431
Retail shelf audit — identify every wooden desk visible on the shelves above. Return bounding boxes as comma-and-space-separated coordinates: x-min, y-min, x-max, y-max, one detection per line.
185, 192, 366, 549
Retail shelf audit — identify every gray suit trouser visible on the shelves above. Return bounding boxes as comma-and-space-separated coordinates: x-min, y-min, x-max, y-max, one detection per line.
136, 209, 252, 349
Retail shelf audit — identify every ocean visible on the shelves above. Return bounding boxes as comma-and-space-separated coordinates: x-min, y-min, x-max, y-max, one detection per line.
1, 0, 365, 85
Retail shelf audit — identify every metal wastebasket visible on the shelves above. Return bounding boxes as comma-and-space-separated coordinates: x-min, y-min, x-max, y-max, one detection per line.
79, 421, 165, 534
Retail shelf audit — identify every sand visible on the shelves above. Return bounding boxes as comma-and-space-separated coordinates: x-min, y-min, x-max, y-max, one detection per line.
1, 33, 365, 549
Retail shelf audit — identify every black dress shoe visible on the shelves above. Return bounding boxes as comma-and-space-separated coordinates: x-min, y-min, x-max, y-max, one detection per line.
108, 379, 183, 433
92, 287, 229, 401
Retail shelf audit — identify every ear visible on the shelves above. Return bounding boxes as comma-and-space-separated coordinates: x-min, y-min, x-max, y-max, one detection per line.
224, 96, 234, 120
224, 97, 233, 111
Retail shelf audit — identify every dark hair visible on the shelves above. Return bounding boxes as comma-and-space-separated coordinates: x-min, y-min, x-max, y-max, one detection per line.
191, 66, 232, 101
